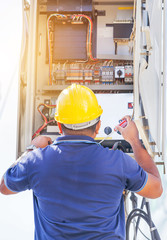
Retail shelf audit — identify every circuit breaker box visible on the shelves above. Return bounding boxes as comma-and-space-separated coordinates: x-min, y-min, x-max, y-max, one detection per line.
19, 0, 166, 170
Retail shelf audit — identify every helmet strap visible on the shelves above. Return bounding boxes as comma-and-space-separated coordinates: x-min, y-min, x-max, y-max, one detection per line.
57, 122, 63, 134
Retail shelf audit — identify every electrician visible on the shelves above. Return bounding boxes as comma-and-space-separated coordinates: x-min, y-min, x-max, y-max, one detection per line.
0, 84, 162, 240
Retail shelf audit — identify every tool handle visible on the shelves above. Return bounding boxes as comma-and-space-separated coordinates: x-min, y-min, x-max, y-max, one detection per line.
115, 119, 128, 135
118, 119, 127, 128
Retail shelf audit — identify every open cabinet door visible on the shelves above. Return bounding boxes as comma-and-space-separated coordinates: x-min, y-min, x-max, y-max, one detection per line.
19, 0, 38, 153
163, 0, 167, 171
133, 0, 166, 171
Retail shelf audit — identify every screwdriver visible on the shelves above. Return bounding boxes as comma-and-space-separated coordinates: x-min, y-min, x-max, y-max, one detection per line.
114, 119, 128, 135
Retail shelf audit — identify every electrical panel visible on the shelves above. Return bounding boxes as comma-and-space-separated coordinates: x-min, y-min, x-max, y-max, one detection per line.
51, 21, 88, 61
38, 0, 134, 89
51, 61, 133, 85
19, 0, 135, 151
34, 0, 134, 139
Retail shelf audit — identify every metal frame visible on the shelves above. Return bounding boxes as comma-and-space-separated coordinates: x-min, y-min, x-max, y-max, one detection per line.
43, 84, 133, 92
133, 0, 141, 120
133, 0, 165, 162
163, 0, 167, 169
24, 0, 38, 150
157, 0, 164, 158
132, 0, 153, 155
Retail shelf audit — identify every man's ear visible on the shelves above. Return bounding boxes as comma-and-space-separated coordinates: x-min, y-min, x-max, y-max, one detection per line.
95, 120, 101, 135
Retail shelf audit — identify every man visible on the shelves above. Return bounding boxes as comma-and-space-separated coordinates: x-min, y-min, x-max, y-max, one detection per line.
0, 84, 162, 239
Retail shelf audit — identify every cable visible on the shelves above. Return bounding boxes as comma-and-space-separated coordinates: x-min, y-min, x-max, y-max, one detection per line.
32, 103, 56, 139
47, 13, 100, 85
127, 208, 149, 222
72, 14, 97, 61
47, 14, 67, 85
126, 209, 161, 240
132, 218, 150, 240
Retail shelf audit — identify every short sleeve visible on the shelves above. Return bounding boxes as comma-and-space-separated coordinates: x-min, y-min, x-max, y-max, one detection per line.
4, 154, 31, 192
122, 152, 148, 192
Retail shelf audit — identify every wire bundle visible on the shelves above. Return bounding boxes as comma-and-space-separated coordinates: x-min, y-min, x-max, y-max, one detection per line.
32, 103, 56, 139
71, 14, 96, 61
126, 207, 161, 240
47, 14, 67, 85
47, 13, 96, 85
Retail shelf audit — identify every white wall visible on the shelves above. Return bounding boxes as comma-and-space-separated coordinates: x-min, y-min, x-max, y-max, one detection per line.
0, 1, 34, 239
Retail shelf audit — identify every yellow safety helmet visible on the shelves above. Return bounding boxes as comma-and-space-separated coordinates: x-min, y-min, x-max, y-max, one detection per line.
55, 84, 103, 130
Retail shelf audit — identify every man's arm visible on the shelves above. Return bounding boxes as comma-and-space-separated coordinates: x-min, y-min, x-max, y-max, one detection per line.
0, 136, 52, 195
0, 177, 16, 195
0, 151, 30, 195
116, 116, 163, 199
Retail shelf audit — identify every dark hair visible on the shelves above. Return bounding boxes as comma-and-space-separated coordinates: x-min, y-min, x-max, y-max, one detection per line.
61, 119, 100, 136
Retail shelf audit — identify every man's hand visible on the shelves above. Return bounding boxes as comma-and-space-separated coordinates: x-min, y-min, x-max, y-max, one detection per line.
0, 136, 52, 195
115, 116, 163, 199
115, 116, 139, 145
31, 136, 52, 148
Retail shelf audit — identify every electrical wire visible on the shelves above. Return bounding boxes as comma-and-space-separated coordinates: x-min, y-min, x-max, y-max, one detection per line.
132, 218, 150, 240
47, 14, 67, 85
32, 103, 56, 139
47, 13, 99, 85
72, 14, 97, 61
126, 208, 161, 240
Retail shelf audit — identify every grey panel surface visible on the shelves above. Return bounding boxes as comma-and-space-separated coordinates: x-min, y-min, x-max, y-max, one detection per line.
53, 23, 87, 61
107, 23, 133, 39
43, 84, 133, 91
47, 0, 92, 12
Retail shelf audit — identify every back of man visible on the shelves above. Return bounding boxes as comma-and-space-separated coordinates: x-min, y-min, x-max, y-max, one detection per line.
7, 134, 146, 240
0, 84, 162, 240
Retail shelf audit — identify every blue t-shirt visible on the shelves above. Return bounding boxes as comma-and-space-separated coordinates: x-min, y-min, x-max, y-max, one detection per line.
4, 135, 147, 240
